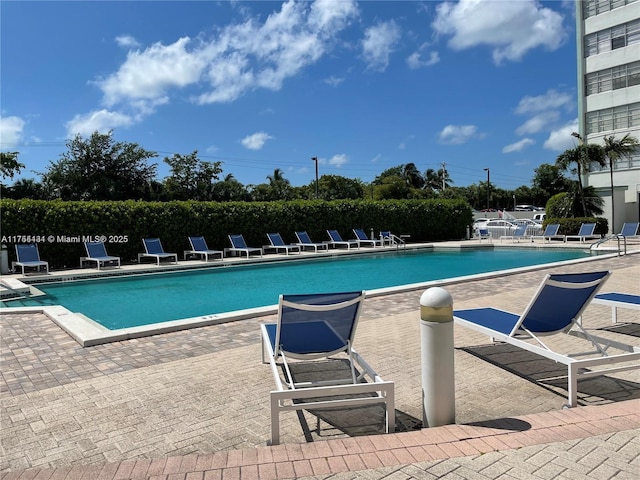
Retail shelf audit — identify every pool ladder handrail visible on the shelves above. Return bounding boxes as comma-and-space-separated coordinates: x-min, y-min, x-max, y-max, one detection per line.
589, 234, 627, 256
380, 233, 406, 249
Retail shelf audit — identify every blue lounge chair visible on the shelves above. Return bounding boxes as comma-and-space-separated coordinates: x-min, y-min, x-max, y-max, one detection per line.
81, 241, 121, 270
226, 234, 262, 258
12, 243, 49, 275
616, 222, 639, 239
138, 238, 178, 265
476, 227, 491, 241
453, 271, 640, 407
353, 228, 382, 247
499, 224, 529, 243
326, 229, 359, 249
295, 231, 329, 253
266, 233, 300, 255
186, 236, 223, 262
593, 292, 640, 324
261, 291, 394, 445
531, 223, 565, 243
565, 223, 600, 243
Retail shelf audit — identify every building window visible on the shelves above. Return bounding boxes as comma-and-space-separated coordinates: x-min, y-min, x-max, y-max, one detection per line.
583, 0, 639, 19
586, 102, 640, 134
585, 61, 640, 95
585, 19, 640, 56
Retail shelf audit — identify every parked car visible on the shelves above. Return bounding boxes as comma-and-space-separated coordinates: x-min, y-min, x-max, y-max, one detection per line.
533, 213, 546, 222
514, 218, 543, 235
473, 219, 518, 238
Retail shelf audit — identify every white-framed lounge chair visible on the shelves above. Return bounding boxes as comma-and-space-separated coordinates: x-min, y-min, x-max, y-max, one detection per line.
531, 223, 565, 243
476, 227, 491, 241
616, 222, 639, 239
593, 292, 640, 324
81, 241, 121, 270
138, 238, 178, 265
225, 234, 263, 258
353, 228, 382, 247
185, 236, 223, 262
266, 233, 301, 255
260, 291, 395, 445
295, 231, 329, 253
565, 223, 600, 243
326, 229, 359, 249
499, 224, 529, 243
12, 243, 49, 275
453, 271, 640, 407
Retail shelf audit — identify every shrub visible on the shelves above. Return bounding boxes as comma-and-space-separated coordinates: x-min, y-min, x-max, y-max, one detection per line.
1, 199, 473, 268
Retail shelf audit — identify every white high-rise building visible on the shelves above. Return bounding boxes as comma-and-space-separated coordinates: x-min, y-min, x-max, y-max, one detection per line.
576, 0, 640, 233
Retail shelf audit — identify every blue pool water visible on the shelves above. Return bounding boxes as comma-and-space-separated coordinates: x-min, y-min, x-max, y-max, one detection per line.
5, 248, 591, 329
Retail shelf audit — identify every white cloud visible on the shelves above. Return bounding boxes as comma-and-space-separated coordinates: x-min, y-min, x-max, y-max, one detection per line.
516, 111, 561, 135
115, 35, 141, 49
324, 75, 345, 87
328, 153, 348, 167
65, 109, 134, 137
502, 138, 535, 153
0, 116, 25, 149
438, 124, 481, 144
432, 0, 566, 64
543, 118, 579, 151
515, 89, 573, 114
98, 37, 205, 108
362, 20, 401, 71
406, 51, 439, 69
241, 132, 273, 150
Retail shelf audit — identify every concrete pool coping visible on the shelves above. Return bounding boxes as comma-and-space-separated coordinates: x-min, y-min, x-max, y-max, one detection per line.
1, 242, 629, 347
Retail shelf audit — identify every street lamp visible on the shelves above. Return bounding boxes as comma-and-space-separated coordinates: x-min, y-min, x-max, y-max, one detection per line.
513, 194, 516, 212
311, 156, 319, 199
483, 168, 490, 210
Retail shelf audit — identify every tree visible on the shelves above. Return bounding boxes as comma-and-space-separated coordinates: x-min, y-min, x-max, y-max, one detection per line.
163, 150, 222, 200
42, 130, 158, 200
603, 134, 639, 232
547, 184, 604, 218
6, 178, 47, 199
315, 175, 365, 200
555, 143, 605, 216
211, 174, 248, 201
402, 163, 424, 189
372, 165, 404, 185
266, 168, 292, 200
532, 163, 571, 198
424, 167, 453, 191
0, 152, 25, 181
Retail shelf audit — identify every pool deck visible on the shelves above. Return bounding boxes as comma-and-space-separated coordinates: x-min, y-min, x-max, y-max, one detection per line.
1, 240, 639, 479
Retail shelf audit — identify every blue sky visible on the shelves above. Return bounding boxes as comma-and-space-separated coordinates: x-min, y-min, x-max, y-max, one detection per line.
1, 0, 581, 190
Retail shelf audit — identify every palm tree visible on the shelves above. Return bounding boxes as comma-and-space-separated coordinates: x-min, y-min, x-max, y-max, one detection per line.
556, 143, 605, 217
402, 163, 424, 189
603, 134, 639, 233
267, 168, 291, 200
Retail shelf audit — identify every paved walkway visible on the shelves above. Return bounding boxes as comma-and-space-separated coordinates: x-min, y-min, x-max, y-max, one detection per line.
1, 250, 639, 479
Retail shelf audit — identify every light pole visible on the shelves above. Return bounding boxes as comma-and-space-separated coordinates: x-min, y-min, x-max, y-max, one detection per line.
311, 156, 318, 199
513, 194, 516, 212
483, 168, 490, 210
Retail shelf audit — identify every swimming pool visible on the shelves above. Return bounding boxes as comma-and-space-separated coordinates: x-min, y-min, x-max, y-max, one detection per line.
4, 248, 592, 330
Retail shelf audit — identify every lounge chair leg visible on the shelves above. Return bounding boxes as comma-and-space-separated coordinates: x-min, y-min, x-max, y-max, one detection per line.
567, 364, 578, 408
270, 392, 280, 445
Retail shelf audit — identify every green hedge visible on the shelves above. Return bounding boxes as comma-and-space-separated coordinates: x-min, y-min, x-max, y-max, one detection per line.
0, 198, 473, 268
543, 217, 608, 236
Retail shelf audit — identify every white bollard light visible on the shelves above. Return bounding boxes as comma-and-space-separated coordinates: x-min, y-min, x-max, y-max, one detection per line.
420, 287, 455, 427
